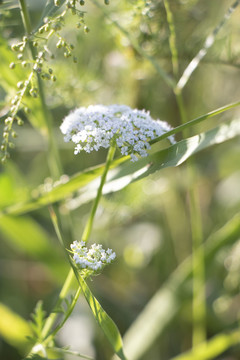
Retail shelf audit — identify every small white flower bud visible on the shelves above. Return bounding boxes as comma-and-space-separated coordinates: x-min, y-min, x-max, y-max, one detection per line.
70, 240, 116, 273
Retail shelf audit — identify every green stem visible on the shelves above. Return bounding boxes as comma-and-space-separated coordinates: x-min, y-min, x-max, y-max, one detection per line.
189, 172, 206, 347
150, 99, 240, 145
19, 0, 32, 34
163, 6, 206, 344
175, 91, 188, 125
43, 284, 82, 344
82, 145, 116, 243
163, 0, 179, 78
26, 268, 75, 357
176, 97, 206, 346
41, 268, 75, 340
47, 347, 94, 360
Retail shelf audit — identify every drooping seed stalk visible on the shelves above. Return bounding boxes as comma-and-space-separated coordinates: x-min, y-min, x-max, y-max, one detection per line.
18, 0, 62, 179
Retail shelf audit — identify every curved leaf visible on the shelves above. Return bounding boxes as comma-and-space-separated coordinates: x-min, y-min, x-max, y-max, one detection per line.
0, 157, 127, 216
171, 329, 240, 360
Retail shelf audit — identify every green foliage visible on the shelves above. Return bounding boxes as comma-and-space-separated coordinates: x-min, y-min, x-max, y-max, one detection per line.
28, 301, 46, 343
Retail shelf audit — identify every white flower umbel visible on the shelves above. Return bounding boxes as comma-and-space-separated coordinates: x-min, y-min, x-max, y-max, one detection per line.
60, 105, 175, 161
70, 240, 116, 273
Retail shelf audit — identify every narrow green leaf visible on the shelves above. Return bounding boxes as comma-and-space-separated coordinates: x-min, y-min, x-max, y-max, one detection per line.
171, 329, 240, 360
150, 100, 240, 145
132, 117, 240, 182
49, 346, 94, 359
0, 157, 127, 216
0, 2, 19, 10
78, 275, 127, 360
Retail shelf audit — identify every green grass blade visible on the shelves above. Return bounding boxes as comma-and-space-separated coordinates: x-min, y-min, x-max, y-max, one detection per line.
48, 347, 94, 359
150, 100, 240, 145
113, 214, 240, 360
163, 0, 179, 78
176, 0, 240, 91
171, 329, 240, 360
78, 275, 127, 360
0, 157, 127, 216
133, 117, 240, 182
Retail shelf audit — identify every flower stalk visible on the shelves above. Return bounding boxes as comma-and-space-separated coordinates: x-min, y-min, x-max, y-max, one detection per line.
82, 145, 116, 242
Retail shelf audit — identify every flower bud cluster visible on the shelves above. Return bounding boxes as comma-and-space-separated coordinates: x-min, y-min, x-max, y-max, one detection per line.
71, 240, 116, 273
60, 104, 175, 161
0, 69, 35, 163
3, 1, 91, 162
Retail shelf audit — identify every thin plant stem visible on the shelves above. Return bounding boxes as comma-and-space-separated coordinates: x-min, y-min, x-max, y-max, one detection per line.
43, 285, 82, 345
163, 3, 206, 346
163, 0, 179, 78
82, 145, 116, 243
19, 0, 32, 34
150, 99, 240, 144
41, 268, 75, 340
177, 97, 206, 346
48, 346, 94, 360
177, 96, 206, 346
189, 174, 206, 347
25, 268, 75, 358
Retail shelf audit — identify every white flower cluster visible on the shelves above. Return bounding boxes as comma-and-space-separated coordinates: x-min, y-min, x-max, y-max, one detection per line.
70, 240, 116, 272
60, 104, 175, 161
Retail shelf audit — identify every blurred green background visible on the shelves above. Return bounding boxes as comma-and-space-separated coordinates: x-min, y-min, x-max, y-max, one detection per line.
1, 0, 240, 359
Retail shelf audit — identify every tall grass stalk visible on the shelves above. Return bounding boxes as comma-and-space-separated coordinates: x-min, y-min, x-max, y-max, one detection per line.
163, 0, 206, 346
176, 0, 240, 91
